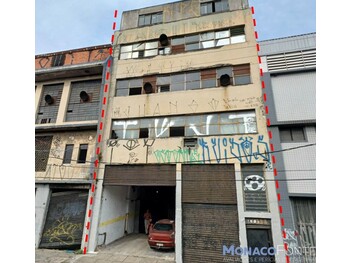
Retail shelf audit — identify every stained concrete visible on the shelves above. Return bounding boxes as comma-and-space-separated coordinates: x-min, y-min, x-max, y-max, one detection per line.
35, 234, 175, 263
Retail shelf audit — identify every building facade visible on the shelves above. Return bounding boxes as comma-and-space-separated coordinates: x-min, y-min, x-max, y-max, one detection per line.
259, 33, 316, 263
35, 45, 111, 250
86, 1, 285, 262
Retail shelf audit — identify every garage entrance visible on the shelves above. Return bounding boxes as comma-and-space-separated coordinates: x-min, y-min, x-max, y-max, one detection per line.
137, 186, 175, 234
101, 164, 177, 246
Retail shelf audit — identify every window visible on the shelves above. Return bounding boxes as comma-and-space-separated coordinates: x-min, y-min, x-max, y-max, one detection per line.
233, 64, 251, 85
117, 65, 250, 97
111, 110, 257, 139
51, 54, 66, 67
201, 69, 217, 88
200, 0, 229, 15
35, 136, 53, 172
120, 40, 164, 60
138, 12, 163, 27
116, 78, 143, 97
119, 25, 245, 60
129, 87, 142, 96
139, 128, 149, 138
63, 144, 74, 164
280, 127, 306, 142
77, 144, 88, 163
170, 126, 185, 137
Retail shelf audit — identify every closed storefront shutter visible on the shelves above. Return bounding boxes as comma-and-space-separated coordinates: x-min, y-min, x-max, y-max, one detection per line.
182, 164, 240, 263
104, 164, 176, 186
39, 190, 88, 249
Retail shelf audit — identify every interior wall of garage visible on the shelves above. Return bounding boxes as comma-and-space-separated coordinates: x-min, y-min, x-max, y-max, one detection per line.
98, 185, 137, 245
35, 184, 51, 248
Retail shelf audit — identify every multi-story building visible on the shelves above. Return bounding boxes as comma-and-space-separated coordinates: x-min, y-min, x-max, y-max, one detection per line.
259, 33, 316, 263
35, 44, 111, 250
85, 1, 285, 262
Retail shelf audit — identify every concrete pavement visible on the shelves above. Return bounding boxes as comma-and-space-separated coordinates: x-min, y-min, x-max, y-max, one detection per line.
35, 234, 175, 263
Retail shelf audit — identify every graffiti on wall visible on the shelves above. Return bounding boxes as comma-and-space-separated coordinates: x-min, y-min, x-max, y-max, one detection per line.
42, 217, 83, 245
112, 96, 263, 119
283, 228, 303, 263
43, 164, 90, 180
154, 148, 202, 164
198, 135, 271, 168
152, 135, 271, 168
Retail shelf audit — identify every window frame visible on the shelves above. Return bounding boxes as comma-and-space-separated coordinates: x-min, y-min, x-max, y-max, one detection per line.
138, 12, 163, 27
62, 144, 74, 164
279, 126, 307, 143
77, 144, 88, 164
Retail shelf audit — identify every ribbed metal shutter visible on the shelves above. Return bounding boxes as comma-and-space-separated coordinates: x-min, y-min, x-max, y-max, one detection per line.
39, 190, 88, 249
104, 164, 176, 186
182, 164, 236, 204
182, 165, 240, 263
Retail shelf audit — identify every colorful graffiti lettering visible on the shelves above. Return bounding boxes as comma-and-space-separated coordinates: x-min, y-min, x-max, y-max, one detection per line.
198, 135, 271, 166
153, 148, 202, 164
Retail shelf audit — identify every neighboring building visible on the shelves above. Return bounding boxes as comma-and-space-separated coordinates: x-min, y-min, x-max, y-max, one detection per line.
35, 45, 111, 250
85, 1, 285, 262
259, 33, 316, 263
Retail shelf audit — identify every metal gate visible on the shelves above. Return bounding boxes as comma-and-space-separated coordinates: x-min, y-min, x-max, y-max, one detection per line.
39, 190, 88, 249
182, 164, 240, 263
104, 164, 176, 186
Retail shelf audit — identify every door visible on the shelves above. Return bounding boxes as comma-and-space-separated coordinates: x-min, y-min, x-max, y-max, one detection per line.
246, 229, 275, 263
39, 190, 88, 249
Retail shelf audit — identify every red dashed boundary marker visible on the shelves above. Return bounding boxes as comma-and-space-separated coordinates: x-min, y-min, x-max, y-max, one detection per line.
251, 6, 290, 263
82, 9, 118, 255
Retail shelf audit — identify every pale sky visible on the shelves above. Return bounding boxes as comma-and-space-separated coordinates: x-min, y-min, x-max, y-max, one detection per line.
35, 0, 316, 55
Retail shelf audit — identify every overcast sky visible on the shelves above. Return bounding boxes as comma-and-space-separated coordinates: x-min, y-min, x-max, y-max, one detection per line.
35, 0, 316, 54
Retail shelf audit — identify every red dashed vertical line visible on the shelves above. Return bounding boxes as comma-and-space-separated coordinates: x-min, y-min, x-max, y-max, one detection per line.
251, 6, 289, 263
83, 10, 118, 255
268, 131, 273, 139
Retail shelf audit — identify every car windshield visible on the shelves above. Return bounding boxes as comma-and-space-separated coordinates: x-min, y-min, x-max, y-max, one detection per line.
154, 223, 173, 231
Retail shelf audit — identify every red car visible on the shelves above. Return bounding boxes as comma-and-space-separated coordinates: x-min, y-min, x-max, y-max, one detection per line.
148, 219, 175, 249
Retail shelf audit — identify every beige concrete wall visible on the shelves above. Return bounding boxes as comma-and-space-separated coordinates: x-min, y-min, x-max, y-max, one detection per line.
121, 0, 249, 30
35, 130, 96, 181
104, 134, 271, 167
103, 9, 265, 167
118, 8, 253, 45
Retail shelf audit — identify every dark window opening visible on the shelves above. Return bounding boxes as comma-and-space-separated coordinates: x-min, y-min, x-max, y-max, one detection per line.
231, 26, 245, 36
129, 87, 142, 96
111, 130, 118, 139
139, 128, 149, 138
63, 144, 74, 164
77, 144, 88, 164
159, 85, 170, 92
200, 0, 229, 15
170, 126, 185, 137
51, 54, 66, 67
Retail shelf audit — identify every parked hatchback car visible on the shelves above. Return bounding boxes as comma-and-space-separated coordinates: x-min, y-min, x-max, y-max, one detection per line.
148, 219, 175, 249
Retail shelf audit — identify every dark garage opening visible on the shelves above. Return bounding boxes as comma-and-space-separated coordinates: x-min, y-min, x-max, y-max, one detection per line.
137, 186, 175, 234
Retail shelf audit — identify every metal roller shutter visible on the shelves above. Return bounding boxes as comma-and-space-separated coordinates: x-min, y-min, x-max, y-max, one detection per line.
104, 164, 176, 186
182, 204, 240, 263
182, 164, 239, 263
182, 164, 236, 204
39, 190, 88, 249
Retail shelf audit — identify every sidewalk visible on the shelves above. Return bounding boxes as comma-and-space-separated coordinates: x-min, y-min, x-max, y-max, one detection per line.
35, 234, 175, 263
